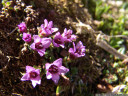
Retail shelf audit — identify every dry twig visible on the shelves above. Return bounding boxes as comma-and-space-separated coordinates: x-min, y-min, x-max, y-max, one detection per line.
96, 34, 128, 60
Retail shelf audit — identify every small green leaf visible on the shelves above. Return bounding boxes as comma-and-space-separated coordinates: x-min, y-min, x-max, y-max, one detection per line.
56, 85, 62, 96
118, 47, 125, 54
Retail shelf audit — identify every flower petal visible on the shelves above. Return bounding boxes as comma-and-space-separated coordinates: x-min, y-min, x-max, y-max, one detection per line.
68, 48, 74, 53
52, 40, 59, 47
26, 66, 35, 73
48, 21, 53, 28
53, 58, 62, 67
44, 19, 48, 28
64, 28, 67, 33
70, 35, 76, 41
46, 72, 52, 79
31, 80, 38, 88
37, 49, 46, 56
59, 66, 69, 74
30, 43, 35, 50
41, 38, 52, 48
32, 75, 41, 81
33, 35, 41, 43
31, 77, 41, 87
45, 63, 52, 70
52, 74, 60, 84
40, 24, 44, 28
76, 41, 83, 49
73, 42, 76, 52
51, 28, 58, 33
60, 44, 65, 48
35, 69, 40, 75
21, 73, 30, 81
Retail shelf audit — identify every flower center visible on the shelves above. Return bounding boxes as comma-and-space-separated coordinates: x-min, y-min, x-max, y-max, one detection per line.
25, 35, 30, 40
65, 33, 71, 39
67, 35, 71, 39
49, 65, 58, 74
35, 42, 43, 49
70, 53, 76, 59
30, 72, 38, 78
75, 49, 81, 55
54, 38, 62, 44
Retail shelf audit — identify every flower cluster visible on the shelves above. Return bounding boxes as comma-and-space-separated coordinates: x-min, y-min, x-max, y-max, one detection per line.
18, 19, 86, 87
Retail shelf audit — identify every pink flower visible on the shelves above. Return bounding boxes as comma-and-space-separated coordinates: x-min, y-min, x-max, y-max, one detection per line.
45, 58, 69, 84
18, 22, 27, 33
69, 41, 85, 59
30, 35, 52, 56
53, 32, 65, 48
40, 19, 58, 36
22, 33, 31, 43
21, 66, 41, 88
62, 28, 76, 42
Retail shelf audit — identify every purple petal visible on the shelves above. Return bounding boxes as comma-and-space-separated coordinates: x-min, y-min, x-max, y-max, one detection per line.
23, 33, 27, 37
53, 58, 62, 67
35, 69, 40, 75
22, 33, 31, 42
44, 19, 48, 28
76, 41, 83, 48
75, 53, 81, 58
46, 72, 52, 79
81, 48, 86, 53
21, 73, 30, 81
52, 40, 59, 47
81, 53, 85, 57
73, 42, 76, 52
31, 75, 41, 81
64, 28, 67, 33
59, 66, 69, 74
37, 49, 46, 56
41, 38, 52, 48
68, 48, 74, 53
52, 74, 60, 84
33, 35, 41, 43
30, 43, 35, 50
67, 29, 72, 34
51, 28, 58, 33
48, 21, 53, 28
41, 24, 44, 28
45, 63, 52, 70
26, 66, 35, 73
70, 35, 77, 41
55, 32, 61, 37
40, 28, 47, 35
45, 29, 52, 35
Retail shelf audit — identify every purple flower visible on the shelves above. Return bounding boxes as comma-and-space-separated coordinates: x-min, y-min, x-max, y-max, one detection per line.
45, 58, 69, 84
68, 41, 85, 59
62, 28, 76, 42
22, 33, 32, 43
40, 19, 58, 36
53, 32, 65, 48
30, 35, 52, 56
21, 66, 41, 88
18, 22, 27, 33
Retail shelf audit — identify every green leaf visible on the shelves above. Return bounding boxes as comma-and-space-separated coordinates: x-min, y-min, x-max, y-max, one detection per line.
56, 85, 62, 96
122, 31, 128, 35
118, 47, 125, 54
6, 1, 11, 7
